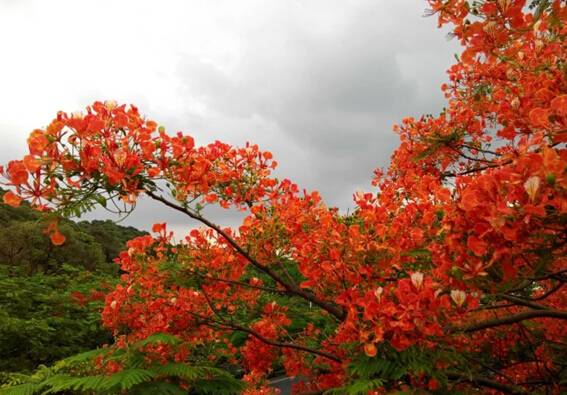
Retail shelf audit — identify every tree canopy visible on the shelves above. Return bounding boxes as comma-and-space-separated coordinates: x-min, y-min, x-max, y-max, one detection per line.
0, 189, 146, 274
1, 1, 566, 394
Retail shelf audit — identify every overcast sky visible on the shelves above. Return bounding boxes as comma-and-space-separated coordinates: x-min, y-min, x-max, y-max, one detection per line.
0, 0, 460, 236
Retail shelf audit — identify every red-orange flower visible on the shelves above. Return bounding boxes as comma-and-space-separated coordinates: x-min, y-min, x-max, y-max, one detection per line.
2, 191, 22, 207
50, 231, 66, 246
6, 160, 28, 185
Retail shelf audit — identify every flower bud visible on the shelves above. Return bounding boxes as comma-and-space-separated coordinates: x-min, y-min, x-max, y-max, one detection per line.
104, 100, 117, 110
497, 0, 512, 11
524, 176, 540, 202
411, 272, 424, 290
483, 21, 498, 36
450, 290, 466, 307
374, 287, 384, 301
364, 342, 377, 358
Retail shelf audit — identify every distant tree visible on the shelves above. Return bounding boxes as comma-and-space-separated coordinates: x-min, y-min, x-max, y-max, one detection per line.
0, 189, 39, 224
0, 221, 106, 274
0, 189, 147, 272
77, 220, 147, 262
0, 265, 114, 373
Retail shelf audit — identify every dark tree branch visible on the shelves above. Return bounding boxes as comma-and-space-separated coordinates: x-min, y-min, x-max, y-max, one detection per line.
196, 272, 287, 295
188, 310, 342, 363
197, 275, 321, 360
498, 294, 548, 310
531, 269, 567, 281
219, 321, 342, 363
475, 302, 517, 311
530, 282, 564, 301
447, 144, 497, 164
458, 309, 567, 333
145, 190, 346, 321
190, 286, 342, 363
463, 356, 514, 384
446, 372, 527, 394
442, 158, 513, 178
473, 294, 548, 312
460, 143, 502, 156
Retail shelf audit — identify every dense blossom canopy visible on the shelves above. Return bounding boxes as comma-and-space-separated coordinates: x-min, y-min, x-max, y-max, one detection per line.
2, 0, 566, 393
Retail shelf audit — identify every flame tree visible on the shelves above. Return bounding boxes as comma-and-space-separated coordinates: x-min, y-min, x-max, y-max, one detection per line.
1, 1, 566, 394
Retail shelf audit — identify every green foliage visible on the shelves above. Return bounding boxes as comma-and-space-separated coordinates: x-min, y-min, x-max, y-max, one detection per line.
0, 191, 217, 394
0, 190, 151, 384
128, 381, 186, 395
325, 378, 384, 395
77, 220, 147, 262
0, 381, 42, 395
191, 376, 245, 395
0, 266, 114, 373
0, 334, 245, 395
0, 190, 39, 224
0, 190, 147, 273
0, 221, 108, 274
136, 333, 183, 348
330, 345, 463, 394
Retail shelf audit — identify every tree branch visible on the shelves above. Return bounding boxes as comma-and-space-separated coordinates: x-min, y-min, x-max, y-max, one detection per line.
458, 309, 567, 333
530, 282, 564, 301
188, 310, 342, 363
442, 158, 513, 178
460, 143, 502, 156
145, 190, 346, 321
195, 272, 288, 295
446, 372, 527, 394
219, 321, 342, 363
190, 288, 342, 363
531, 269, 567, 281
498, 294, 548, 310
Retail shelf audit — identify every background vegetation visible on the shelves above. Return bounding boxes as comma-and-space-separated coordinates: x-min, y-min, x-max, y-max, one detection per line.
0, 189, 146, 377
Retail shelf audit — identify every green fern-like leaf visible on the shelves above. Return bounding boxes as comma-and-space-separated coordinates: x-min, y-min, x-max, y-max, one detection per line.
130, 381, 186, 395
1, 338, 243, 395
135, 333, 182, 348
41, 375, 107, 393
154, 363, 229, 381
324, 378, 384, 395
59, 348, 109, 365
153, 363, 244, 394
191, 377, 245, 395
41, 368, 155, 394
0, 383, 42, 395
106, 368, 156, 391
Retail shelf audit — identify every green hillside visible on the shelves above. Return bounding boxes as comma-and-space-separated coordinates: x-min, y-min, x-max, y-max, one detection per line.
0, 190, 146, 374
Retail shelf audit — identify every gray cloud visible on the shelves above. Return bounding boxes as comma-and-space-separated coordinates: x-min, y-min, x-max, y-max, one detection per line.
0, 0, 460, 234
173, 1, 459, 210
